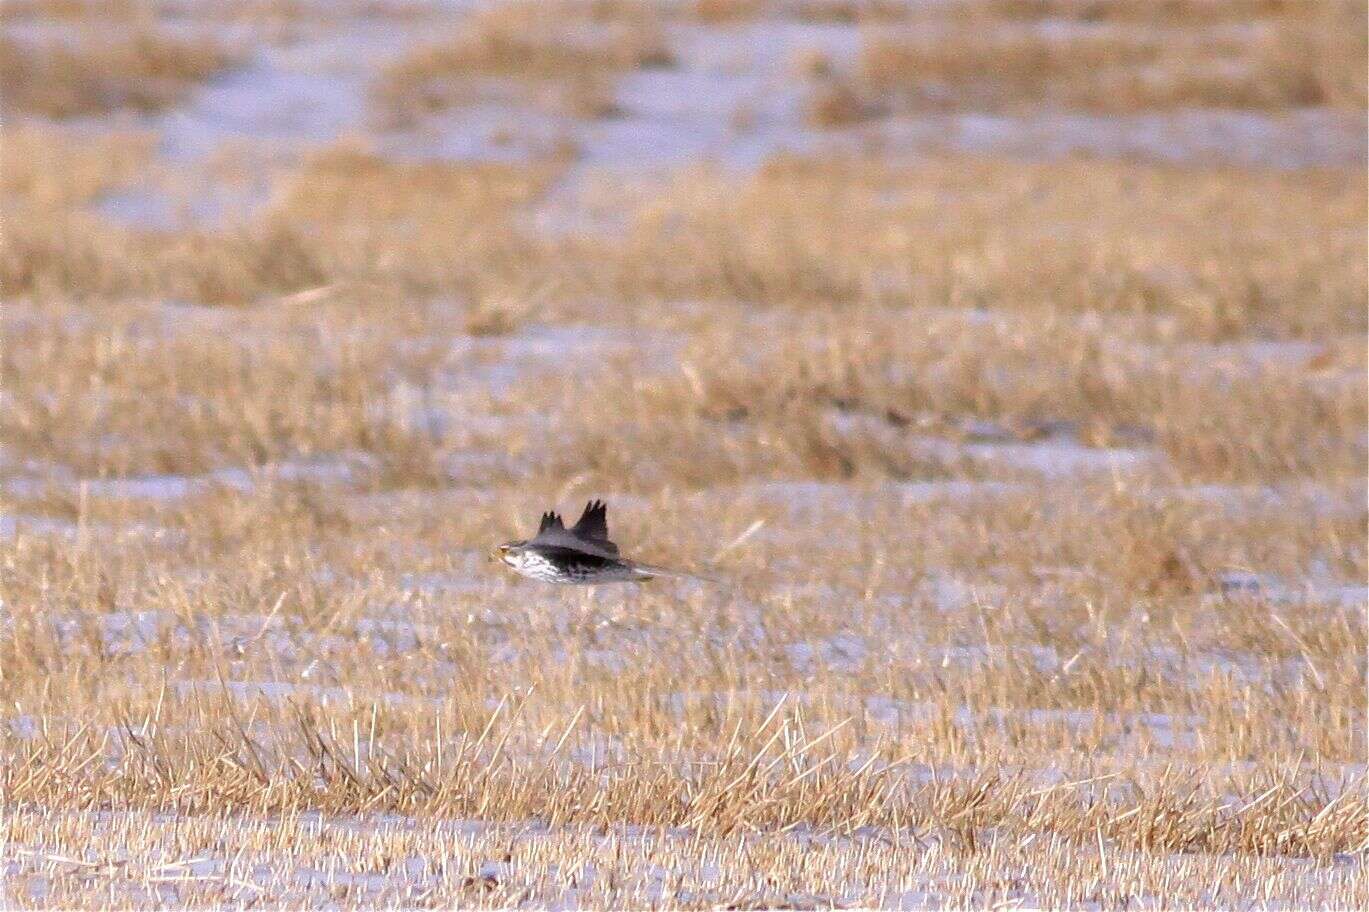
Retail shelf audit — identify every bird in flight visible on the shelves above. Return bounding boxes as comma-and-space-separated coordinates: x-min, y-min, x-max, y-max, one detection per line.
496, 500, 707, 585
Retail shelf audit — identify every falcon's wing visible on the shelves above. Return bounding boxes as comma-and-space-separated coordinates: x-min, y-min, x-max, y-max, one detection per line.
528, 504, 619, 558
570, 500, 617, 554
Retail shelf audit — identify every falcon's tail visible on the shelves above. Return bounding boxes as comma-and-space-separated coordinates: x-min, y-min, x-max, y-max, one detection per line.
626, 560, 722, 584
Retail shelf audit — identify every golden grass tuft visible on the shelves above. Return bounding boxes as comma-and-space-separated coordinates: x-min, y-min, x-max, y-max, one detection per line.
370, 0, 674, 125
0, 125, 152, 208
691, 0, 767, 23
858, 2, 1368, 113
804, 77, 883, 127
0, 26, 240, 118
1, 140, 562, 305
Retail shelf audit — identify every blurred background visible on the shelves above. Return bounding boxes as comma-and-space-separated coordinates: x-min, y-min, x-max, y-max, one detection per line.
1, 1, 1367, 908
3, 0, 1365, 235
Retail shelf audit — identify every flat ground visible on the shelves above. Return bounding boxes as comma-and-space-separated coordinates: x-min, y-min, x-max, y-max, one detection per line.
1, 0, 1366, 908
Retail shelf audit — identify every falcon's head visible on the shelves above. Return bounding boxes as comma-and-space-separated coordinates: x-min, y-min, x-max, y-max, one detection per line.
494, 539, 526, 566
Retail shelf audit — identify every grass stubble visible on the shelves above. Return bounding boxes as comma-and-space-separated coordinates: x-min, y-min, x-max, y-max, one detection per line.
0, 23, 241, 120
801, 0, 1368, 128
0, 1, 1366, 908
370, 0, 675, 127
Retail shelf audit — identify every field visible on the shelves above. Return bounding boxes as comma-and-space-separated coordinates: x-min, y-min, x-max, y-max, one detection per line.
1, 0, 1366, 908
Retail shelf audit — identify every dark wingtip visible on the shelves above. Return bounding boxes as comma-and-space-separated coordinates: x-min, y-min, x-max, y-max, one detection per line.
537, 510, 564, 534
570, 499, 612, 543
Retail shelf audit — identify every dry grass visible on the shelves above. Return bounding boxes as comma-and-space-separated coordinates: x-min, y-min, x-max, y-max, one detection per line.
1, 3, 1366, 906
0, 0, 440, 23
858, 2, 1368, 113
3, 803, 1362, 907
0, 25, 239, 119
693, 0, 914, 23
947, 0, 1351, 26
0, 125, 152, 208
370, 0, 674, 126
0, 0, 156, 18
4, 136, 1363, 487
0, 462, 1364, 906
596, 157, 1366, 338
1, 137, 562, 305
804, 77, 883, 127
691, 0, 767, 22
585, 308, 1365, 484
